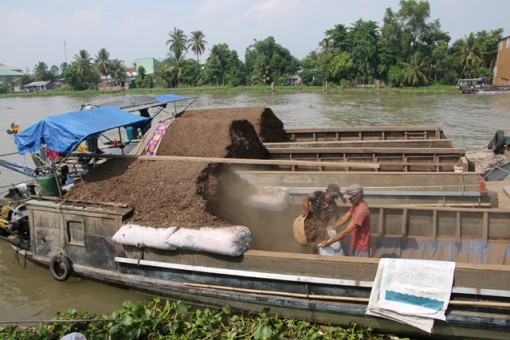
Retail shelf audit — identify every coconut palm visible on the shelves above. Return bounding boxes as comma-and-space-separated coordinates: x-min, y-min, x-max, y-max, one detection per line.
95, 48, 111, 80
74, 50, 93, 77
165, 27, 188, 84
401, 51, 429, 86
453, 33, 482, 73
188, 31, 207, 63
318, 38, 334, 62
33, 61, 49, 80
166, 27, 188, 62
110, 59, 127, 85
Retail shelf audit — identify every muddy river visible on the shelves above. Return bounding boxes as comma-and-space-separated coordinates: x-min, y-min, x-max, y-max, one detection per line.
1, 91, 509, 322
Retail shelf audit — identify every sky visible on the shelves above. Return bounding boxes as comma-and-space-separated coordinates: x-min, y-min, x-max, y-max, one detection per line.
1, 0, 508, 73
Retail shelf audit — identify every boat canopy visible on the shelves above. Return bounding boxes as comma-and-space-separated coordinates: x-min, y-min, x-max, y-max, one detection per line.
13, 106, 150, 155
81, 93, 195, 113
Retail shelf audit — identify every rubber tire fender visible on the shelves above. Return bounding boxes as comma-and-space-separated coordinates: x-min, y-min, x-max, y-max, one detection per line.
490, 130, 505, 154
49, 254, 73, 281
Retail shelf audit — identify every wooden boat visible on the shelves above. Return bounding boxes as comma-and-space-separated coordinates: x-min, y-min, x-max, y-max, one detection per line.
262, 126, 466, 172
2, 188, 508, 339
265, 146, 466, 172
457, 77, 510, 94
3, 103, 509, 338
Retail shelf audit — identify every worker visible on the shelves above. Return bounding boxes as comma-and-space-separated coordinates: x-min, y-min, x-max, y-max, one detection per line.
301, 183, 344, 226
317, 184, 371, 257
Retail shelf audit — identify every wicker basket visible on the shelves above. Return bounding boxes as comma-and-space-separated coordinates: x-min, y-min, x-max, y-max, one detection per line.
292, 215, 307, 245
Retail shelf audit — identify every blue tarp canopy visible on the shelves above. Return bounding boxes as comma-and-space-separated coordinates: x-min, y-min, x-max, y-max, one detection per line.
155, 94, 194, 104
14, 106, 150, 155
81, 93, 195, 112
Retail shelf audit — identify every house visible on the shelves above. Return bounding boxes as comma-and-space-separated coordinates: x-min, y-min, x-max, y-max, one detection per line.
493, 36, 510, 85
23, 81, 53, 92
135, 58, 160, 75
286, 74, 302, 86
0, 63, 24, 83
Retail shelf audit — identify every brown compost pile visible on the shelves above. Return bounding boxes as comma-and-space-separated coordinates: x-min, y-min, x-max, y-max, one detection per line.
64, 107, 288, 228
156, 107, 288, 158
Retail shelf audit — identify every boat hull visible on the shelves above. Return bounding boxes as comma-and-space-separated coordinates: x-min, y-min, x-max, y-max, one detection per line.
24, 248, 510, 340
11, 198, 510, 339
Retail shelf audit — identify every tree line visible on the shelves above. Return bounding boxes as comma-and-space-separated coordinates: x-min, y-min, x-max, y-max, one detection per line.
5, 0, 504, 92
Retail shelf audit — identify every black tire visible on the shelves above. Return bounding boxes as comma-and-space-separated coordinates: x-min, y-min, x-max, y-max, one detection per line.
49, 254, 73, 281
490, 130, 506, 154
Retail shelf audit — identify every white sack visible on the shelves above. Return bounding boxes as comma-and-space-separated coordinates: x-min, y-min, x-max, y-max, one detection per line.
166, 225, 252, 257
112, 224, 177, 250
318, 229, 345, 256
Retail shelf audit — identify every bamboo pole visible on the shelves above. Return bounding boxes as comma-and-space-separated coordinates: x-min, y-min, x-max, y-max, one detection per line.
70, 153, 381, 170
185, 283, 510, 309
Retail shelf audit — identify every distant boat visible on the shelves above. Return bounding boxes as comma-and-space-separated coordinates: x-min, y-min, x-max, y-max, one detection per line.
457, 77, 510, 94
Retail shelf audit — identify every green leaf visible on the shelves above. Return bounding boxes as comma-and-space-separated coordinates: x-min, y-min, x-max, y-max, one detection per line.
254, 324, 272, 339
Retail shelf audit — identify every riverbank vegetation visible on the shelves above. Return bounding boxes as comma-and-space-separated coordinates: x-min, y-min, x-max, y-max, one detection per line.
1, 0, 502, 96
0, 83, 459, 100
0, 298, 402, 339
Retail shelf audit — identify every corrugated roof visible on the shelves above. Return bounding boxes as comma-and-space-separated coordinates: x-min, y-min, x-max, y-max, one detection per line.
0, 63, 23, 73
24, 81, 51, 87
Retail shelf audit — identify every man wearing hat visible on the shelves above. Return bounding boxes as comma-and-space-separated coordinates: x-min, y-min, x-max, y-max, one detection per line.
301, 183, 344, 225
318, 184, 371, 257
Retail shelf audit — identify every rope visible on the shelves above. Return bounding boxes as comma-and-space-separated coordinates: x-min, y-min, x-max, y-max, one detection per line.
14, 240, 27, 269
0, 152, 19, 157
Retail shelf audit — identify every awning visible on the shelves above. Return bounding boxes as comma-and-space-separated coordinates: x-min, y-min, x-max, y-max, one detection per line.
14, 106, 150, 155
155, 94, 194, 104
81, 93, 195, 113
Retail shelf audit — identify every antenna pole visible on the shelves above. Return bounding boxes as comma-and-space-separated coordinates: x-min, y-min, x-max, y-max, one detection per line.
64, 40, 67, 64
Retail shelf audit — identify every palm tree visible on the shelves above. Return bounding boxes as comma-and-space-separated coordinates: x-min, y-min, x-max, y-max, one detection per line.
110, 59, 127, 86
166, 27, 188, 61
453, 33, 481, 73
165, 27, 188, 83
155, 60, 177, 87
74, 50, 93, 77
49, 65, 60, 77
95, 48, 111, 80
318, 38, 334, 62
188, 31, 207, 63
401, 52, 429, 86
33, 61, 48, 80
60, 62, 69, 73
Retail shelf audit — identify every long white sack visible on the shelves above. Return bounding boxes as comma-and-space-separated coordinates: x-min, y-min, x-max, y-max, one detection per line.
166, 225, 252, 256
112, 224, 177, 250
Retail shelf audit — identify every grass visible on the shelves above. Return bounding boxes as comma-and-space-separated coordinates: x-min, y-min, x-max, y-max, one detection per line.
0, 84, 460, 99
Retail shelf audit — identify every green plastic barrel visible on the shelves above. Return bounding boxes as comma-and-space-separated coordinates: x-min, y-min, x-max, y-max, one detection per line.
126, 126, 137, 140
38, 175, 60, 197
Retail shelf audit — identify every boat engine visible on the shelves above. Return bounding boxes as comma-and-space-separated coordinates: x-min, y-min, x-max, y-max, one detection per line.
7, 205, 30, 241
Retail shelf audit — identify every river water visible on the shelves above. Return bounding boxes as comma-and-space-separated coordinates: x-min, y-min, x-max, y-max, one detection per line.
1, 91, 509, 322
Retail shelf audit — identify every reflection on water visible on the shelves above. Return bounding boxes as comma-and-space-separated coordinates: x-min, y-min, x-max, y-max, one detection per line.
0, 242, 148, 321
0, 91, 509, 321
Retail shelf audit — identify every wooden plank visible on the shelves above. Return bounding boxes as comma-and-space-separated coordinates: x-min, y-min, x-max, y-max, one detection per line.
234, 170, 485, 190
138, 155, 381, 169
401, 208, 408, 236
268, 147, 465, 155
284, 126, 448, 142
285, 125, 445, 133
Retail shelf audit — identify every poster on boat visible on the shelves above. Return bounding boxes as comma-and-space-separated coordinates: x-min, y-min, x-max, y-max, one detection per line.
367, 258, 455, 333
